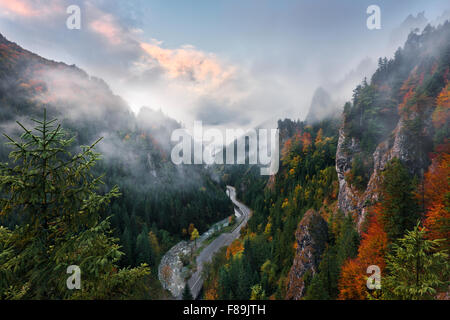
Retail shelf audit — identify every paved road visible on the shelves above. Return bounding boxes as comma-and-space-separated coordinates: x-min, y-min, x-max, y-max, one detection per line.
187, 185, 251, 299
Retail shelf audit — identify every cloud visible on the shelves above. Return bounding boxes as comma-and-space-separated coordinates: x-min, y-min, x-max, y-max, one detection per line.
140, 42, 234, 87
90, 15, 124, 46
388, 12, 428, 50
0, 0, 298, 129
80, 2, 236, 99
195, 96, 251, 126
0, 0, 64, 18
6, 0, 431, 132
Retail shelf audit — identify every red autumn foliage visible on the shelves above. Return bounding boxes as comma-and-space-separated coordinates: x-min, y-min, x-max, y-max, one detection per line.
432, 84, 450, 129
301, 132, 312, 152
423, 152, 450, 249
338, 209, 388, 300
338, 258, 366, 300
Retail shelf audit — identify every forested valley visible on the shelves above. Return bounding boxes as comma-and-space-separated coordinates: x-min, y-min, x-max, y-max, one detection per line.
203, 22, 450, 300
0, 32, 232, 299
0, 20, 449, 300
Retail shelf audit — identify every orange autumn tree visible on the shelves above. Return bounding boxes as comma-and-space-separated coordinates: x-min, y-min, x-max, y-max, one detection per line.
315, 128, 323, 145
226, 239, 244, 260
204, 278, 219, 300
432, 83, 450, 129
338, 259, 366, 300
301, 132, 312, 152
339, 208, 388, 299
423, 152, 450, 250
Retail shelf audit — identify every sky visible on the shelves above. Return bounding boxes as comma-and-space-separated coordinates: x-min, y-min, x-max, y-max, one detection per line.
0, 0, 449, 131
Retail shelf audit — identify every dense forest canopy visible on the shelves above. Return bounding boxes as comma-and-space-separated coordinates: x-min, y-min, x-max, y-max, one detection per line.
203, 23, 450, 300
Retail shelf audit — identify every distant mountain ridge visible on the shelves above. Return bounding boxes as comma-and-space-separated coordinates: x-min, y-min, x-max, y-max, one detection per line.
305, 87, 338, 124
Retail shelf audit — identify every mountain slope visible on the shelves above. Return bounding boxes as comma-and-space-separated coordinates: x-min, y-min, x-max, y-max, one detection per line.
0, 32, 233, 297
202, 22, 450, 301
338, 22, 450, 229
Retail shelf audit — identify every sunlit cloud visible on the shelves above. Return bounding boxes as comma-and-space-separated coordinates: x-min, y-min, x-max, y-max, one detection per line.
0, 0, 64, 18
89, 9, 128, 46
2, 0, 428, 129
140, 41, 235, 89
84, 2, 234, 93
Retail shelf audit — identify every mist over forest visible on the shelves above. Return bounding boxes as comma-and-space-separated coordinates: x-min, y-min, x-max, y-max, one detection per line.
0, 1, 449, 303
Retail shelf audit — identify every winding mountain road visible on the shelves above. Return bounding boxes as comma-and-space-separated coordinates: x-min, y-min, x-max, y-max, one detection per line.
187, 185, 251, 299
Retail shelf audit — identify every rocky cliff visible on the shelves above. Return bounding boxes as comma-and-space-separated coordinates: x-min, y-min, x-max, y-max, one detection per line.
286, 209, 328, 299
336, 23, 449, 230
285, 24, 449, 302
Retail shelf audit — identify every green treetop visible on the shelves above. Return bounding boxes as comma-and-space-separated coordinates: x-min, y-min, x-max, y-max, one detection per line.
383, 223, 449, 300
0, 111, 150, 299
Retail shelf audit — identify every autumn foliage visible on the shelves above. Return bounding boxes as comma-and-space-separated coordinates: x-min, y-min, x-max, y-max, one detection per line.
226, 239, 244, 260
338, 209, 388, 300
338, 259, 366, 300
423, 152, 450, 249
204, 279, 219, 300
432, 84, 450, 129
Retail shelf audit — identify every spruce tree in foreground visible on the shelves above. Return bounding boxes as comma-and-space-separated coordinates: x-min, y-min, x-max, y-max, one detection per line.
383, 223, 449, 300
0, 111, 150, 299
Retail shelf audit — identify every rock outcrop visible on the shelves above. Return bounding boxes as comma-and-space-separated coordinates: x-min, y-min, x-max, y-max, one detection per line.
335, 23, 450, 231
336, 111, 433, 230
286, 209, 328, 300
158, 241, 192, 298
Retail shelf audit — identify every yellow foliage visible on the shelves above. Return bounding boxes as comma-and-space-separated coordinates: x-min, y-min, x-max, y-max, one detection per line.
190, 228, 199, 241
315, 128, 323, 145
264, 222, 272, 235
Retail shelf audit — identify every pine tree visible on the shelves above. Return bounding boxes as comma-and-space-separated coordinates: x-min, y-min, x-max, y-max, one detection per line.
121, 226, 134, 266
383, 223, 449, 300
136, 227, 152, 266
148, 230, 160, 259
304, 246, 340, 300
182, 284, 193, 300
381, 158, 420, 241
0, 111, 150, 299
336, 215, 360, 265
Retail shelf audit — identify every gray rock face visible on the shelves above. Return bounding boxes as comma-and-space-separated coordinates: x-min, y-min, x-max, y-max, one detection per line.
286, 209, 328, 300
158, 241, 192, 298
336, 110, 432, 230
336, 126, 360, 216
